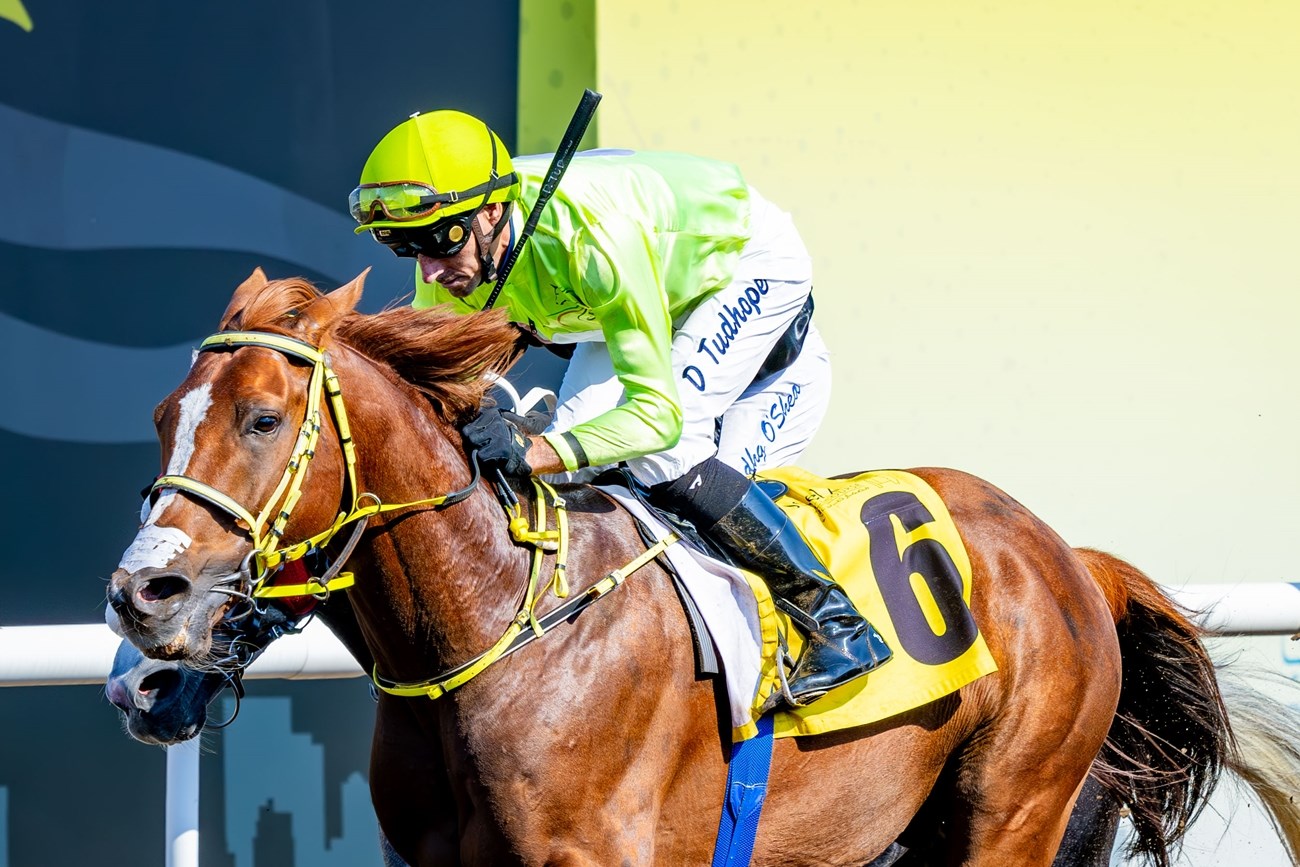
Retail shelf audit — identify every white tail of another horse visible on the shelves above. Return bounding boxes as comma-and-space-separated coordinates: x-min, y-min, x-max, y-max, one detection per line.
1221, 671, 1300, 864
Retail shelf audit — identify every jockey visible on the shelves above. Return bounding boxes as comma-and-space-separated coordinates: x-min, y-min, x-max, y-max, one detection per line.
349, 109, 891, 706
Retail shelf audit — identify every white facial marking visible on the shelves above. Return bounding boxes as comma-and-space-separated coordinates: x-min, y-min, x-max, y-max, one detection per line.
117, 383, 213, 572
165, 383, 214, 478
117, 524, 195, 573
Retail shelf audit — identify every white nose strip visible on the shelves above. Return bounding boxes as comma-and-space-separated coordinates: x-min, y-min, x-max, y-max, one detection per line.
119, 382, 213, 572
118, 523, 194, 573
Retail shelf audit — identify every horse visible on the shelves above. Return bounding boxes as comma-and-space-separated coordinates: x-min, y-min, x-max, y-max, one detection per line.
105, 589, 370, 743
106, 592, 415, 867
106, 269, 1300, 866
106, 614, 1120, 867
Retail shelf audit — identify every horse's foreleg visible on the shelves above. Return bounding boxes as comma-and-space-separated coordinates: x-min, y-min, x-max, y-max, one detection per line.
369, 699, 461, 867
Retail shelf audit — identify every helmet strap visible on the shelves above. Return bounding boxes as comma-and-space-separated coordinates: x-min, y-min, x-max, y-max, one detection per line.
470, 121, 512, 284
471, 201, 512, 285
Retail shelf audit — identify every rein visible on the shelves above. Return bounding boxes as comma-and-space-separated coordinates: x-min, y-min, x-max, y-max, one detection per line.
151, 328, 678, 701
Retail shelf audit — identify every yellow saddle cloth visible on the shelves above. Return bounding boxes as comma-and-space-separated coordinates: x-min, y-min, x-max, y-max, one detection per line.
738, 466, 998, 741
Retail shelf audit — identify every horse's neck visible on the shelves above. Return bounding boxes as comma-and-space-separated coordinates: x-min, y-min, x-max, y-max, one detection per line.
338, 359, 531, 681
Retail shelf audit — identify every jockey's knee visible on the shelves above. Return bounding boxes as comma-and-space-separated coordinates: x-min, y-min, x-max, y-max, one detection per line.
645, 457, 752, 532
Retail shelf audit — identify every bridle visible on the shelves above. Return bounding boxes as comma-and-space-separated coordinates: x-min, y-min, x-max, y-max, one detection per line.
147, 327, 674, 703
149, 330, 481, 607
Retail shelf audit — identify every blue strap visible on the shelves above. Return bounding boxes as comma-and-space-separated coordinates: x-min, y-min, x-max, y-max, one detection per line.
710, 713, 776, 867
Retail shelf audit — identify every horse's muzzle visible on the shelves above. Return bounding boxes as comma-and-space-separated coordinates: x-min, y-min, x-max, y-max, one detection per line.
110, 566, 193, 619
106, 567, 206, 661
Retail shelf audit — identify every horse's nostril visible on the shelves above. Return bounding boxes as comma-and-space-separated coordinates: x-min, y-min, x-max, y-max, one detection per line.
139, 668, 183, 698
137, 574, 190, 604
106, 677, 132, 710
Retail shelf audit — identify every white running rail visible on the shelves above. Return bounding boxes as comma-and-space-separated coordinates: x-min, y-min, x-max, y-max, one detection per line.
0, 620, 360, 867
1, 584, 1296, 867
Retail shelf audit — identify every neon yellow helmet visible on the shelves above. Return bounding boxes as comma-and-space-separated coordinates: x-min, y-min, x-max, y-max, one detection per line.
349, 110, 519, 234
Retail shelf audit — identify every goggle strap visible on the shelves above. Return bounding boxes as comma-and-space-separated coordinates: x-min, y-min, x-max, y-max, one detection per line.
450, 172, 517, 206
357, 173, 518, 219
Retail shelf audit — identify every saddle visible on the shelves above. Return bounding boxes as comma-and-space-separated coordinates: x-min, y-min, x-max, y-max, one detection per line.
494, 395, 997, 741
597, 465, 999, 742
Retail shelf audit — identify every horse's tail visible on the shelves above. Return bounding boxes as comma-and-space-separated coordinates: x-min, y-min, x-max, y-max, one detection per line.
1074, 547, 1233, 867
1219, 671, 1300, 863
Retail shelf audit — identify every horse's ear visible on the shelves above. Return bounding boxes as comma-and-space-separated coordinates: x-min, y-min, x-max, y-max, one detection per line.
218, 267, 270, 330
298, 268, 369, 336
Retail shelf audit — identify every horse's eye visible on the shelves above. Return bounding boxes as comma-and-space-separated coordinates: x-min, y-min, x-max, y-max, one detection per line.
251, 414, 280, 435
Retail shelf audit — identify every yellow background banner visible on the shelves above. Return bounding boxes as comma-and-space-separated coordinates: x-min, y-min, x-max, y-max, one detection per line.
579, 2, 1299, 593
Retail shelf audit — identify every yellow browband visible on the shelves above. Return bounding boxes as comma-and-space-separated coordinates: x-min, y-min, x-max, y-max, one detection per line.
151, 329, 679, 701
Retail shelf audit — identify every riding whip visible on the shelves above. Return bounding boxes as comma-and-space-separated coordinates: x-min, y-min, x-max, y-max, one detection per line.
480, 88, 602, 311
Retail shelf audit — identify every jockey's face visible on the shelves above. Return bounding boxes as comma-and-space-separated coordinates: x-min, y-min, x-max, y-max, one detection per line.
417, 203, 505, 299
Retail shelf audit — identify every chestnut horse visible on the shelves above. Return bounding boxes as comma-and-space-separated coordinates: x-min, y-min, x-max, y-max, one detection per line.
106, 270, 1295, 866
107, 595, 416, 867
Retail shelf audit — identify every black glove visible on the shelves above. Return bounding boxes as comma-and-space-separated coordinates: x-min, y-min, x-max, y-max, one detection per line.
500, 408, 553, 435
462, 408, 533, 478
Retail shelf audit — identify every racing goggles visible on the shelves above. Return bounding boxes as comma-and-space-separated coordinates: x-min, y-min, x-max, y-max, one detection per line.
349, 174, 518, 226
369, 212, 476, 259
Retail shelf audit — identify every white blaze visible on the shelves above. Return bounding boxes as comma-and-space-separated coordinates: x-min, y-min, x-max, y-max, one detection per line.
164, 382, 213, 478
116, 383, 213, 573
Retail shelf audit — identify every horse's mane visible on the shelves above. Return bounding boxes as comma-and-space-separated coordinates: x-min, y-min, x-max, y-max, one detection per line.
224, 276, 521, 423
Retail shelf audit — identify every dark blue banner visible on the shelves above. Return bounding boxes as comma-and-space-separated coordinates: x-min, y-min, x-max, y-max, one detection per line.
0, 3, 521, 864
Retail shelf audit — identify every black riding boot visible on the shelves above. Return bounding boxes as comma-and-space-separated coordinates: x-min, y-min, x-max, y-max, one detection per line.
706, 482, 892, 706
